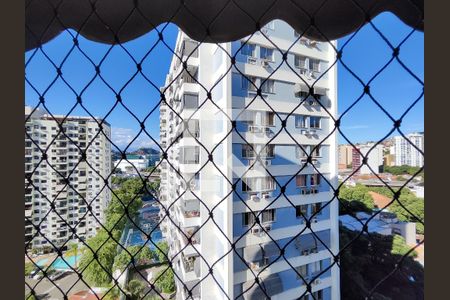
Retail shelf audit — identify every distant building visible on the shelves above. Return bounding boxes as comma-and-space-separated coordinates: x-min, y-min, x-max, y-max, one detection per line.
352, 143, 384, 175
25, 106, 111, 250
384, 153, 396, 167
338, 145, 353, 169
114, 154, 149, 173
340, 211, 416, 245
392, 132, 424, 167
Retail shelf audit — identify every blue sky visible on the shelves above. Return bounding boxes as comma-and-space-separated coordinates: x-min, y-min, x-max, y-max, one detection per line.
25, 12, 423, 150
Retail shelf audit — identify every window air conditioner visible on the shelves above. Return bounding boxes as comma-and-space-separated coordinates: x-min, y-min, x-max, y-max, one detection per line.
302, 249, 310, 256
251, 227, 261, 235
264, 160, 271, 166
314, 278, 321, 285
250, 194, 260, 202
312, 217, 318, 223
261, 59, 270, 67
248, 57, 257, 64
261, 193, 270, 200
264, 224, 272, 232
309, 129, 317, 134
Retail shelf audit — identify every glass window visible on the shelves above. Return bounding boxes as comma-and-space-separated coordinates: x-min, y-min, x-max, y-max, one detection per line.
242, 144, 255, 159
296, 205, 308, 218
261, 112, 275, 126
312, 202, 322, 215
296, 145, 309, 158
296, 175, 307, 187
183, 93, 199, 109
243, 212, 256, 226
260, 47, 274, 61
294, 55, 307, 69
295, 115, 307, 128
312, 146, 321, 157
296, 264, 308, 279
240, 42, 256, 57
261, 209, 275, 223
310, 116, 321, 129
310, 174, 321, 186
242, 75, 257, 91
261, 79, 275, 93
309, 59, 321, 72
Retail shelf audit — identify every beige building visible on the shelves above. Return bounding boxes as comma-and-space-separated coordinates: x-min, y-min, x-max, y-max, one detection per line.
338, 144, 353, 169
25, 106, 111, 250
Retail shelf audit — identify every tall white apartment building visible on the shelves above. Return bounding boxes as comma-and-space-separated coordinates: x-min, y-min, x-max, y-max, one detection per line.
392, 132, 424, 167
159, 20, 339, 300
25, 106, 111, 250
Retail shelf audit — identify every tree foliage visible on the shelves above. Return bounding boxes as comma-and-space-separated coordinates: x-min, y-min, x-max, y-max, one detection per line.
339, 185, 424, 234
384, 165, 422, 176
78, 178, 150, 286
154, 241, 169, 263
126, 279, 146, 300
154, 268, 175, 294
340, 227, 423, 300
25, 262, 35, 276
113, 246, 155, 271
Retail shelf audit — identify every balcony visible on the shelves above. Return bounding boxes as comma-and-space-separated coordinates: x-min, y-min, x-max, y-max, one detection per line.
180, 254, 201, 282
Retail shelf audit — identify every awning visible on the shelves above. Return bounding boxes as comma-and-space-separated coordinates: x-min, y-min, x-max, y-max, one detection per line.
243, 242, 279, 262
295, 233, 318, 251
242, 273, 283, 300
243, 244, 263, 262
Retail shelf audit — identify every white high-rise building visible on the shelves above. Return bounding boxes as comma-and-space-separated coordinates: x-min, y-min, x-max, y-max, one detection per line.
25, 106, 111, 250
159, 20, 339, 300
392, 133, 424, 167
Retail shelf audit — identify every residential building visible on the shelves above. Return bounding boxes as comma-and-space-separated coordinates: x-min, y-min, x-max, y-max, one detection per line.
159, 20, 339, 300
114, 154, 149, 173
340, 211, 416, 246
25, 106, 111, 250
352, 143, 384, 175
384, 153, 395, 167
392, 132, 424, 167
338, 145, 353, 169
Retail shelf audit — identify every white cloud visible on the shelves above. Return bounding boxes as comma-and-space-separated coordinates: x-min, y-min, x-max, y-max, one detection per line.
111, 127, 158, 150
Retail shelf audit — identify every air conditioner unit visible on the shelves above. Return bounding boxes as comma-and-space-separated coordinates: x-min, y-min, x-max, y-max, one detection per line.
314, 278, 321, 285
189, 180, 197, 190
302, 249, 310, 256
300, 129, 308, 135
264, 224, 272, 232
261, 193, 270, 200
312, 159, 319, 165
251, 227, 261, 235
249, 125, 262, 133
250, 194, 260, 202
264, 160, 271, 166
312, 217, 318, 223
261, 59, 270, 67
309, 129, 317, 134
248, 57, 257, 64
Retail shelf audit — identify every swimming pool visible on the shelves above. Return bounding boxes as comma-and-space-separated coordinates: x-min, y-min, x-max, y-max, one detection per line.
37, 255, 81, 270
128, 229, 163, 250
51, 255, 81, 270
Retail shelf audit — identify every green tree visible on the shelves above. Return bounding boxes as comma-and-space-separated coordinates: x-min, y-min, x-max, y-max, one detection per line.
25, 262, 35, 276
154, 268, 175, 294
25, 293, 37, 300
391, 235, 418, 258
126, 279, 146, 300
78, 230, 117, 286
338, 184, 374, 215
154, 241, 169, 263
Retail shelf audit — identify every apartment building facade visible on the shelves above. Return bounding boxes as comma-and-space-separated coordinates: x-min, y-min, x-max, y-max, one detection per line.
159, 20, 339, 300
338, 145, 353, 169
351, 143, 384, 175
25, 106, 111, 250
392, 132, 424, 167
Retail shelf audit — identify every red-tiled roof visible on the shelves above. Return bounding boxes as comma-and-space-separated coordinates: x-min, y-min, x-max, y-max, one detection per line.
368, 191, 391, 209
69, 291, 103, 300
